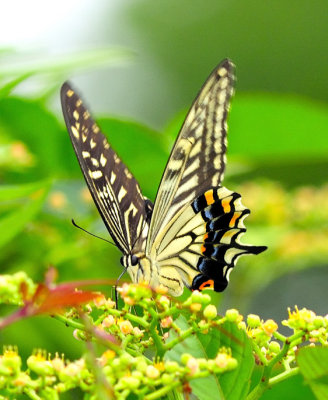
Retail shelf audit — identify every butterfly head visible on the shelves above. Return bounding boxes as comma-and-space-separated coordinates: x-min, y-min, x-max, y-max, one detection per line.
120, 254, 139, 268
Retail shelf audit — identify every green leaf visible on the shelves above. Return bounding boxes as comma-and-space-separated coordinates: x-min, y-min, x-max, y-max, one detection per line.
165, 315, 224, 400
0, 180, 50, 201
229, 94, 328, 160
297, 346, 328, 400
0, 48, 132, 77
0, 180, 50, 248
0, 73, 33, 99
198, 321, 254, 400
0, 97, 74, 180
165, 316, 254, 400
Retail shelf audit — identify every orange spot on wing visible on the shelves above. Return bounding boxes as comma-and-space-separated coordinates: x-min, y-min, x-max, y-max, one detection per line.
204, 233, 208, 240
205, 190, 215, 205
201, 245, 206, 254
199, 280, 214, 290
229, 212, 241, 228
222, 198, 231, 213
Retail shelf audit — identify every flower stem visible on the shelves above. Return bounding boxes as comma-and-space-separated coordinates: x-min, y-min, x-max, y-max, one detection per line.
269, 367, 299, 386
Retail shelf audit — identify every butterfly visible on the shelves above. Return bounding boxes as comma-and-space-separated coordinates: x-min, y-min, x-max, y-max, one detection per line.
61, 59, 266, 297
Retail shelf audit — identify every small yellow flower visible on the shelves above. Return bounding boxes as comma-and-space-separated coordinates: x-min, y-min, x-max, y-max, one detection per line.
102, 315, 115, 328
93, 294, 107, 307
155, 285, 168, 295
186, 357, 199, 375
160, 316, 173, 328
215, 353, 229, 369
119, 320, 133, 335
99, 350, 116, 366
190, 303, 202, 312
262, 319, 278, 336
146, 365, 160, 379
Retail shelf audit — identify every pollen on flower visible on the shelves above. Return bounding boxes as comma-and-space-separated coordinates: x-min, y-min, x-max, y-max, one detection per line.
160, 316, 173, 328
99, 350, 116, 366
93, 294, 107, 307
117, 283, 130, 297
132, 327, 144, 337
262, 319, 278, 336
123, 296, 135, 306
119, 320, 133, 335
102, 315, 115, 328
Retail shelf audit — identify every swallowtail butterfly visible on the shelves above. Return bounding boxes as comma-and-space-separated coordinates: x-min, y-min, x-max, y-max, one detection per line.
61, 59, 266, 296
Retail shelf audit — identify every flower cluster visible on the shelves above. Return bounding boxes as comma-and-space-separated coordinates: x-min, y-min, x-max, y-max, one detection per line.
2, 276, 328, 400
283, 306, 328, 344
0, 346, 236, 399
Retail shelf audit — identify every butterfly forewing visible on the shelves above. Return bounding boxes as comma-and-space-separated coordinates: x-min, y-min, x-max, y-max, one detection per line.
147, 59, 235, 248
61, 83, 150, 254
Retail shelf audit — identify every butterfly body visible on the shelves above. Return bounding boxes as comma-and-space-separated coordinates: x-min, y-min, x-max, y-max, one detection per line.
61, 59, 266, 296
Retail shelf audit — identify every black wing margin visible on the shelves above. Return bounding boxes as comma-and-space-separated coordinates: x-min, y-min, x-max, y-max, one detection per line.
61, 82, 150, 254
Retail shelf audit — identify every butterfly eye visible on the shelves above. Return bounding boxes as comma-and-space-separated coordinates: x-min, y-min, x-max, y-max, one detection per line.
131, 255, 139, 266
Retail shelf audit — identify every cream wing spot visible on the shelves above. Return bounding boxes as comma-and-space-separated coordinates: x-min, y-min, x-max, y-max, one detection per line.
82, 151, 90, 158
88, 170, 102, 179
110, 172, 116, 184
90, 138, 96, 149
218, 67, 228, 77
118, 186, 127, 202
73, 110, 79, 120
100, 153, 107, 167
91, 157, 99, 167
71, 125, 79, 139
67, 89, 74, 97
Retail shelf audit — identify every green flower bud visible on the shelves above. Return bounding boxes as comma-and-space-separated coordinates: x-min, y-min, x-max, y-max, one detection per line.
181, 353, 192, 365
161, 373, 174, 385
226, 309, 240, 322
165, 361, 179, 373
247, 314, 261, 328
203, 305, 217, 320
201, 294, 212, 305
131, 370, 143, 380
120, 376, 140, 390
268, 341, 281, 353
135, 357, 148, 373
191, 291, 203, 303
27, 354, 54, 376
314, 317, 325, 329
0, 348, 21, 376
119, 353, 133, 367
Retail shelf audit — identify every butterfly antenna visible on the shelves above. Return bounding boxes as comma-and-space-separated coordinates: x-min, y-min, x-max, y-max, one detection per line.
113, 266, 129, 309
71, 219, 116, 247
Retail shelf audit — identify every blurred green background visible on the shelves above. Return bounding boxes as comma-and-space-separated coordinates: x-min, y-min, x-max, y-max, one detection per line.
1, 1, 328, 398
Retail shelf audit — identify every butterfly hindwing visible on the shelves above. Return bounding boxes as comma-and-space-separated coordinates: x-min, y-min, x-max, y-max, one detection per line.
61, 83, 151, 254
153, 187, 266, 294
